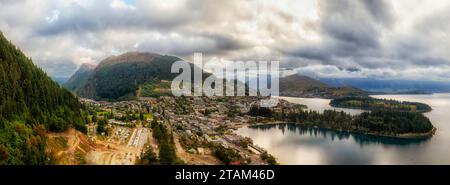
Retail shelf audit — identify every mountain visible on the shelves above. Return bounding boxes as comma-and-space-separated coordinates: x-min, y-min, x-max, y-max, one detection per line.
0, 32, 86, 164
75, 52, 208, 100
279, 74, 366, 98
63, 63, 96, 91
280, 74, 328, 92
320, 78, 450, 93
52, 76, 70, 85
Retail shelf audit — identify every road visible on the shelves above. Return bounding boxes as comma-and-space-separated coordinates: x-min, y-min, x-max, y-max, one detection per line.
86, 127, 150, 165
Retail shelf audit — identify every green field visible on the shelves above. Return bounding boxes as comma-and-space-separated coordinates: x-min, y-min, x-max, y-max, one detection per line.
139, 80, 172, 97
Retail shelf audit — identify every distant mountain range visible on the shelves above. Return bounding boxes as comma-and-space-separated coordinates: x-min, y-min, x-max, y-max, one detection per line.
65, 53, 374, 100
319, 78, 450, 94
279, 75, 367, 98
280, 74, 327, 92
52, 77, 70, 85
67, 52, 449, 100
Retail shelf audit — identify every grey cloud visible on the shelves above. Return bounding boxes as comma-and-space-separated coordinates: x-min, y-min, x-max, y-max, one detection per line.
362, 0, 394, 26
390, 39, 450, 67
292, 63, 450, 82
1, 0, 450, 81
136, 32, 251, 57
415, 4, 450, 35
324, 23, 380, 50
319, 0, 390, 51
36, 0, 248, 36
284, 0, 450, 75
415, 57, 450, 66
286, 46, 332, 63
35, 58, 78, 77
345, 67, 361, 72
209, 34, 247, 51
282, 0, 393, 67
36, 2, 160, 35
0, 0, 26, 5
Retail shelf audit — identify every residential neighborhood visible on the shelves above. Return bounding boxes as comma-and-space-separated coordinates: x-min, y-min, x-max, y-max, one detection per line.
79, 95, 299, 165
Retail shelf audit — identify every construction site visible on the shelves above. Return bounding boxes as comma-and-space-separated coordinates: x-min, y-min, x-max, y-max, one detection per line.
47, 125, 152, 165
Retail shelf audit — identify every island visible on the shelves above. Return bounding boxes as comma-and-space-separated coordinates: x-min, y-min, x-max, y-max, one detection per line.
330, 97, 432, 113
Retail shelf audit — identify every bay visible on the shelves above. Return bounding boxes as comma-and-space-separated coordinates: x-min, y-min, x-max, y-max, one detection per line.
237, 94, 450, 164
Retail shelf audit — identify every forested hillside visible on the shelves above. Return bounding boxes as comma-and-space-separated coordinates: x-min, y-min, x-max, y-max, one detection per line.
0, 32, 85, 164
330, 97, 432, 113
75, 52, 209, 100
279, 74, 367, 98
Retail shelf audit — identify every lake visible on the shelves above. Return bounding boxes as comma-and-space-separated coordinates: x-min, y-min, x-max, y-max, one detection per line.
236, 94, 450, 164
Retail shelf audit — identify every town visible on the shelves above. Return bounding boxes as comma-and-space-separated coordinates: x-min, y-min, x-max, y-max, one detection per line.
79, 95, 297, 165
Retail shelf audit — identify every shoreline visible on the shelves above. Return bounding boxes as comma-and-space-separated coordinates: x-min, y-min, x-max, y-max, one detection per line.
329, 105, 433, 113
236, 121, 436, 140
271, 96, 436, 139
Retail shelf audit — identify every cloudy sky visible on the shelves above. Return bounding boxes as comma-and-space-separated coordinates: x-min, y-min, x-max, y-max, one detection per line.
1, 0, 450, 81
